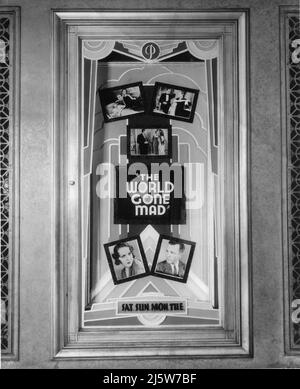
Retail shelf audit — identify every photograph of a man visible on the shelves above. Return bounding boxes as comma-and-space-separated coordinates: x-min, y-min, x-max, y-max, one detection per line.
158, 87, 175, 114
152, 235, 195, 283
136, 128, 149, 155
156, 240, 186, 277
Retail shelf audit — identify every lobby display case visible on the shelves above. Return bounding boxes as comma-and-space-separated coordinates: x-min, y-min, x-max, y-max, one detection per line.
52, 10, 250, 358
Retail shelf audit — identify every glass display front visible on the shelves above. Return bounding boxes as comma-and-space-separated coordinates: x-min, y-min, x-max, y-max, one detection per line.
81, 39, 222, 328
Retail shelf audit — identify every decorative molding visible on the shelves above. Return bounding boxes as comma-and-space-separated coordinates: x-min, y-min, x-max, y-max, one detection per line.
0, 16, 10, 353
281, 6, 300, 355
83, 39, 218, 62
83, 40, 115, 60
52, 10, 250, 359
0, 7, 20, 360
186, 40, 219, 60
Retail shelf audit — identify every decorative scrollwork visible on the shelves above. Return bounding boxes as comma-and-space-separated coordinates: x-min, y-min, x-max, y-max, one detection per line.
0, 16, 9, 352
288, 15, 300, 348
291, 39, 300, 64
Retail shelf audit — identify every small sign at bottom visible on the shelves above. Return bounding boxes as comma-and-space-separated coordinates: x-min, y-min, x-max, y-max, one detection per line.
117, 299, 187, 315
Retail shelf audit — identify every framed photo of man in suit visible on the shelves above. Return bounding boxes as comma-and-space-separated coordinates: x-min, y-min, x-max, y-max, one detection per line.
151, 235, 196, 283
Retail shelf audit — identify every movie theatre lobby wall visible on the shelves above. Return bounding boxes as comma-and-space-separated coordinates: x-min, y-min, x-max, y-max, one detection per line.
1, 0, 300, 369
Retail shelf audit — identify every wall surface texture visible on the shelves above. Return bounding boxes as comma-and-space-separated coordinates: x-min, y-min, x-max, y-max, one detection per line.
1, 0, 300, 368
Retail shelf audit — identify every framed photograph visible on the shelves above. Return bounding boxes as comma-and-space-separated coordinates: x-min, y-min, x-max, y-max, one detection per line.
151, 82, 199, 123
104, 236, 150, 284
127, 125, 172, 160
98, 82, 146, 122
151, 235, 196, 283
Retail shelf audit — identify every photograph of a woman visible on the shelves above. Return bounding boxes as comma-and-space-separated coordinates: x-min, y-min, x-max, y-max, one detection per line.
104, 237, 149, 284
157, 129, 166, 155
113, 242, 144, 280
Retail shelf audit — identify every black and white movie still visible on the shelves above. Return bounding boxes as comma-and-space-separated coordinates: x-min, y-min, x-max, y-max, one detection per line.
128, 126, 171, 159
104, 237, 150, 284
151, 235, 196, 283
99, 82, 145, 122
151, 82, 199, 123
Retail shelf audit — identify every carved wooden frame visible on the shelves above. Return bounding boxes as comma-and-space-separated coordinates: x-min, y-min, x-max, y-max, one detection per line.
51, 10, 251, 359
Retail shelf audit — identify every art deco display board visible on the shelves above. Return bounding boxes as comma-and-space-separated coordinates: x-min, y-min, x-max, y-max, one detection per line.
52, 11, 250, 358
0, 6, 19, 360
281, 6, 300, 355
89, 42, 216, 325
